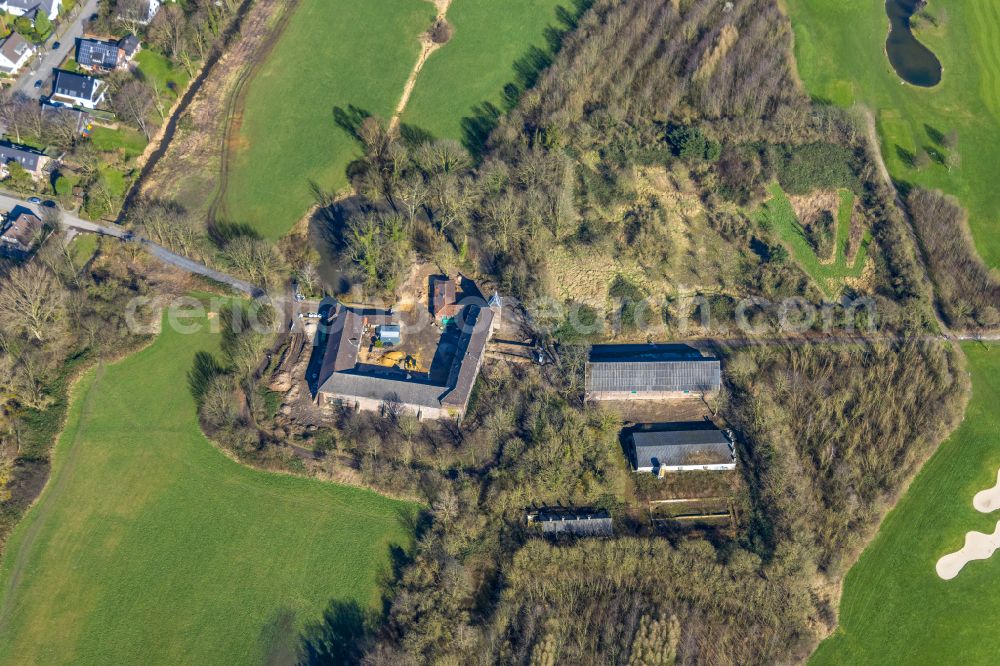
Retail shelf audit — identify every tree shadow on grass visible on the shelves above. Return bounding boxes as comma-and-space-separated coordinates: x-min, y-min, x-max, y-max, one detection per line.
458, 0, 593, 158
187, 351, 225, 406
207, 218, 261, 249
924, 123, 945, 146
298, 599, 379, 665
332, 104, 375, 146
398, 123, 436, 148
895, 144, 915, 168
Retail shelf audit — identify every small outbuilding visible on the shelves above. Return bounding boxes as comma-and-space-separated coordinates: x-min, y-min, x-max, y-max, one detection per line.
376, 324, 401, 345
528, 509, 613, 537
631, 428, 735, 475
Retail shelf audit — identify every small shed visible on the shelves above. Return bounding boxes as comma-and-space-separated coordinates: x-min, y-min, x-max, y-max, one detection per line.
376, 324, 401, 345
529, 509, 613, 537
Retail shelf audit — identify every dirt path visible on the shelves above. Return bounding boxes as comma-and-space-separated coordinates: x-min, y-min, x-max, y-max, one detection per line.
0, 365, 105, 633
389, 0, 453, 131
208, 0, 303, 226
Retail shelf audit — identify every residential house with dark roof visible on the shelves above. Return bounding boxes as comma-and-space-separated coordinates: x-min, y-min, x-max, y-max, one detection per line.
51, 70, 105, 109
0, 209, 43, 255
0, 0, 61, 21
527, 509, 613, 537
316, 299, 498, 421
585, 345, 721, 400
0, 141, 48, 177
118, 34, 141, 58
76, 38, 125, 71
631, 427, 736, 475
0, 33, 35, 74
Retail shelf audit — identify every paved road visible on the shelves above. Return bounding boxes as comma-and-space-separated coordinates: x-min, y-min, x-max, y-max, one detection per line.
0, 193, 262, 296
10, 0, 101, 100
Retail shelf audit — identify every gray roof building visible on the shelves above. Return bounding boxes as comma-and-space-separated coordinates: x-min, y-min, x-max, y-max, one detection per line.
531, 509, 613, 537
51, 70, 105, 107
316, 301, 495, 420
76, 38, 123, 70
0, 141, 46, 172
118, 34, 141, 57
631, 428, 735, 473
586, 356, 721, 396
0, 0, 60, 20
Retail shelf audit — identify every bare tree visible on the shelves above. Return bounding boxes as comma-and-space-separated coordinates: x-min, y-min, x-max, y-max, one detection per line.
110, 77, 157, 138
0, 263, 67, 342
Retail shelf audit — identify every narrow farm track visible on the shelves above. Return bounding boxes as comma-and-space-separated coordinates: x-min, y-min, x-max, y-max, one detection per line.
389, 0, 454, 131
208, 0, 303, 227
858, 106, 954, 336
118, 0, 258, 223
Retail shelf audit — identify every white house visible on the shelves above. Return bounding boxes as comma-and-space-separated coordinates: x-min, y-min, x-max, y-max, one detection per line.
50, 69, 105, 109
0, 0, 61, 22
119, 0, 161, 25
0, 32, 34, 74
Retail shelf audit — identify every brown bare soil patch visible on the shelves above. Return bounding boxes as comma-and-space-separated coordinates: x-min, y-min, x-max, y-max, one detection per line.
788, 190, 839, 230
847, 203, 866, 263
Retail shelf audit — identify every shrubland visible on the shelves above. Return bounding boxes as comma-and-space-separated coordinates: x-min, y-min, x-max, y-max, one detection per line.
906, 188, 1000, 329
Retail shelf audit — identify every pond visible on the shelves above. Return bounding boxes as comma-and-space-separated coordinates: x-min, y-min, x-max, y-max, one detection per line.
885, 0, 942, 87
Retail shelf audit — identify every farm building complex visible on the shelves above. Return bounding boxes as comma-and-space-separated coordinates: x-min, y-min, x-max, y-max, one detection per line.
631, 428, 736, 475
314, 296, 499, 421
585, 345, 721, 400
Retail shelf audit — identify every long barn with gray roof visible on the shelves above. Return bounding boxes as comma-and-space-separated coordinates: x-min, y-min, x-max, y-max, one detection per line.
584, 345, 721, 400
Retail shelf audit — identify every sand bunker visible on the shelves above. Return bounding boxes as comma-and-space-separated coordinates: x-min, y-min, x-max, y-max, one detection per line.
936, 521, 1000, 580
973, 469, 1000, 513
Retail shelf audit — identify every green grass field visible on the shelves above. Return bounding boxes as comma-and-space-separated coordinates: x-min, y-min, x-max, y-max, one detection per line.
400, 0, 565, 149
812, 344, 1000, 664
758, 184, 870, 297
135, 49, 191, 102
223, 0, 569, 239
0, 300, 415, 664
222, 0, 433, 239
89, 126, 148, 158
784, 0, 1000, 269
68, 232, 98, 268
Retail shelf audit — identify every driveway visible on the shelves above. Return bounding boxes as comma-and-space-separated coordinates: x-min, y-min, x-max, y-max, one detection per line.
0, 192, 263, 296
10, 0, 101, 100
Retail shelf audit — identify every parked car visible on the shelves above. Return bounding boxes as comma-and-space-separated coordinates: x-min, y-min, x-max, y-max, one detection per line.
27, 197, 42, 204
52, 41, 60, 50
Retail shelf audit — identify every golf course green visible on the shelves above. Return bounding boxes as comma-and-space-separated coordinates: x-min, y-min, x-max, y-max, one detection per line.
0, 300, 415, 664
784, 0, 1000, 269
812, 344, 1000, 663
